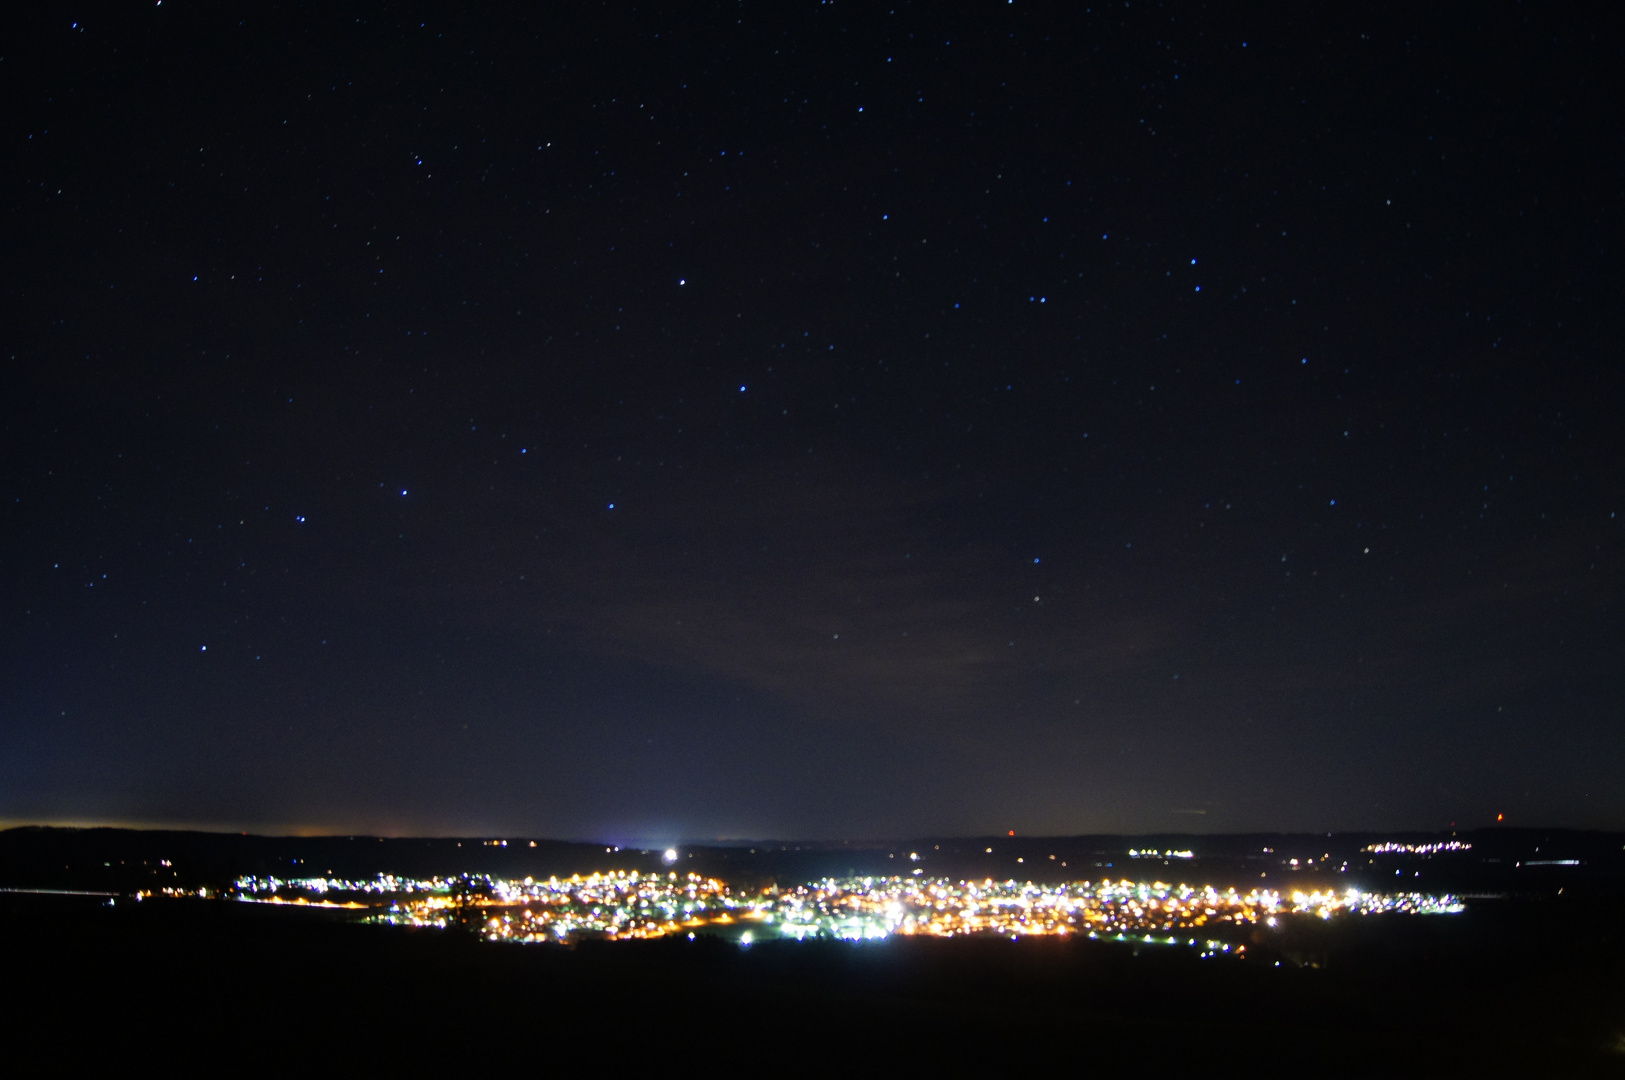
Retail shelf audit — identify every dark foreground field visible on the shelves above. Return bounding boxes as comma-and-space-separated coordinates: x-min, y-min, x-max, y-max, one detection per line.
3, 893, 1622, 1074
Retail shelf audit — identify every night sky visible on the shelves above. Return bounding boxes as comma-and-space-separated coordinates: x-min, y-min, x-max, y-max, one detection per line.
4, 2, 1621, 841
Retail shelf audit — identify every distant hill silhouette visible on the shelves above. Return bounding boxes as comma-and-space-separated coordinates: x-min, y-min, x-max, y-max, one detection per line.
3, 824, 1622, 897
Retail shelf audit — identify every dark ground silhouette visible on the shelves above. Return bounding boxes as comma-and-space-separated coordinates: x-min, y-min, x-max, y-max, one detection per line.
3, 888, 1622, 1073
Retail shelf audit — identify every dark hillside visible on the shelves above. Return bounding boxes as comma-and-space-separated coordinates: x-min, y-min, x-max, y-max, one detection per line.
3, 891, 1620, 1072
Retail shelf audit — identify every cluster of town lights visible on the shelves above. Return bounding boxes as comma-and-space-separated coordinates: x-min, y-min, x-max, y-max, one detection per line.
1362, 841, 1473, 855
771, 877, 1461, 945
230, 870, 1463, 950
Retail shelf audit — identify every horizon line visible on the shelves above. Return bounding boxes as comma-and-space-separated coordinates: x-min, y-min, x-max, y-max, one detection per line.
0, 818, 1582, 844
